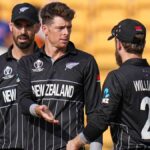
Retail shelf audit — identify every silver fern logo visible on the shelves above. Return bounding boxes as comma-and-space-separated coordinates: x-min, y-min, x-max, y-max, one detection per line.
65, 62, 79, 70
19, 7, 29, 13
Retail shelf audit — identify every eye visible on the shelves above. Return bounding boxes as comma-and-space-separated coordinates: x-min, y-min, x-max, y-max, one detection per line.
67, 25, 72, 30
14, 22, 33, 29
14, 22, 22, 28
58, 26, 64, 30
26, 24, 33, 28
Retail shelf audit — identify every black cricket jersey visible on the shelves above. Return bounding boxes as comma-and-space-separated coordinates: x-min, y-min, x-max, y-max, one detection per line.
18, 42, 102, 150
0, 44, 39, 149
83, 58, 150, 149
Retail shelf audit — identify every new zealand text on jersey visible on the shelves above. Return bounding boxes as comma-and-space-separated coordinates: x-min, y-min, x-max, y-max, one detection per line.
2, 89, 16, 103
32, 83, 74, 98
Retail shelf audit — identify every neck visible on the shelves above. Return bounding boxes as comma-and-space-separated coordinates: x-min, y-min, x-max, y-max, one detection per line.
122, 53, 142, 63
12, 42, 34, 60
44, 40, 66, 61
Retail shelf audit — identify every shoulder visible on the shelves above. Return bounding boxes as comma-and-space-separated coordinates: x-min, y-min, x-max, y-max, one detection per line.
69, 41, 95, 61
19, 51, 41, 69
0, 51, 7, 57
74, 49, 98, 67
77, 49, 94, 59
106, 67, 133, 89
76, 50, 99, 70
0, 52, 12, 73
20, 51, 40, 62
104, 69, 124, 84
0, 51, 8, 62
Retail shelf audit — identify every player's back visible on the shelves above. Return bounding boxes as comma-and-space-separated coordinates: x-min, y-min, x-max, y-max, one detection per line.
110, 58, 150, 149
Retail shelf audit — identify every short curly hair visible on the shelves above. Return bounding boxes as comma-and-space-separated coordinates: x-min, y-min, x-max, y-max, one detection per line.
40, 2, 75, 24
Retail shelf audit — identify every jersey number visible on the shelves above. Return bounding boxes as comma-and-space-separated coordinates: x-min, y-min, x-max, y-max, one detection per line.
140, 97, 150, 139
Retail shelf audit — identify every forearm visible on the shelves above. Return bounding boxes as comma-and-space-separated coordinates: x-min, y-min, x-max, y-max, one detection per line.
19, 97, 36, 115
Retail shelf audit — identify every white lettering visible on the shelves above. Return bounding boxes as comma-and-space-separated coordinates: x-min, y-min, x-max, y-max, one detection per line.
2, 89, 16, 103
32, 83, 74, 98
32, 84, 45, 97
133, 80, 150, 91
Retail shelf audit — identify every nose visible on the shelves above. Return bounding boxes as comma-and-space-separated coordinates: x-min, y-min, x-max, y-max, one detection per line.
63, 27, 69, 35
20, 27, 27, 34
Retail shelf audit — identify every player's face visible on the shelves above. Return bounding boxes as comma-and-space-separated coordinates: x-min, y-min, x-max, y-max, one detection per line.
42, 16, 72, 49
10, 20, 38, 49
115, 39, 122, 66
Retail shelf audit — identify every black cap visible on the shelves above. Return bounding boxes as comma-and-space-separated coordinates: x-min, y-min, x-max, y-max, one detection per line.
108, 18, 146, 44
11, 3, 39, 24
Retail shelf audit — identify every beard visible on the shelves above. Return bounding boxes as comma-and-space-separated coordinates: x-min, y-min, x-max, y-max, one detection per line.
115, 50, 122, 66
13, 34, 34, 49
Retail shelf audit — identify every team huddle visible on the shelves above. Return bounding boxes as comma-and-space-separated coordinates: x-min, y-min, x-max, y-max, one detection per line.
0, 1, 150, 150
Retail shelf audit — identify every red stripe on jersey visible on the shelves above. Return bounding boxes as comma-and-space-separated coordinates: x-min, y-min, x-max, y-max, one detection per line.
96, 74, 100, 82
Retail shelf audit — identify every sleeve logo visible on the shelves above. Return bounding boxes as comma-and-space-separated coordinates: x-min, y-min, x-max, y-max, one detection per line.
102, 88, 110, 104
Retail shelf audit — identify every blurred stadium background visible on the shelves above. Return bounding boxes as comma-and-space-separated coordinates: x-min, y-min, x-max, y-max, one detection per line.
1, 0, 150, 149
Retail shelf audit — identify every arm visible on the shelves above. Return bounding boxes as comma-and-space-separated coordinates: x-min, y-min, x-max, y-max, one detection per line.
67, 133, 87, 150
83, 57, 103, 149
67, 71, 122, 149
17, 57, 59, 124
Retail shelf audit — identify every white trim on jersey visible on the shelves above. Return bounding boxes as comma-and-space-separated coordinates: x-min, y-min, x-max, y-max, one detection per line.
0, 84, 17, 90
31, 79, 83, 86
42, 98, 83, 104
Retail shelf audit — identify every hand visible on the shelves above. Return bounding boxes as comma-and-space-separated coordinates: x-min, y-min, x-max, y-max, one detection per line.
67, 135, 85, 150
35, 105, 59, 124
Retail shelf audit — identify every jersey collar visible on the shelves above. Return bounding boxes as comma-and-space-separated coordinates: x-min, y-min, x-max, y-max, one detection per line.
39, 41, 78, 57
6, 42, 39, 60
123, 58, 149, 67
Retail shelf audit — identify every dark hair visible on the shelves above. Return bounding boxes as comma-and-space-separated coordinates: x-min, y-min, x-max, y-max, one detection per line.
40, 2, 75, 24
121, 33, 145, 55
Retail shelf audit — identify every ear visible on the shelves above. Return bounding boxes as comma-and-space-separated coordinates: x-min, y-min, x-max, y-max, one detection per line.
9, 22, 13, 32
116, 39, 122, 50
42, 24, 48, 37
118, 42, 122, 50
